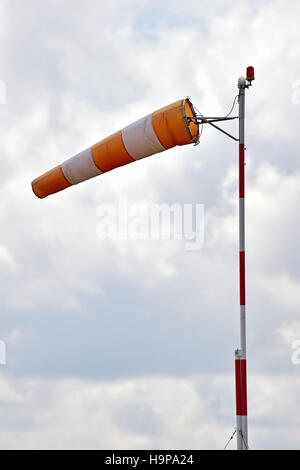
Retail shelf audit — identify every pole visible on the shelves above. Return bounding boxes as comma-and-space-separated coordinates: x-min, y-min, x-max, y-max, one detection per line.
235, 75, 248, 450
190, 67, 254, 450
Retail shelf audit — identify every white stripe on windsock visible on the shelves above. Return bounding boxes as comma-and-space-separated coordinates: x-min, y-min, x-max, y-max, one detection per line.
121, 113, 165, 160
62, 148, 102, 185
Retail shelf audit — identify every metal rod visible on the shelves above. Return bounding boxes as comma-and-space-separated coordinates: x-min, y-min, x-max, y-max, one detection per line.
206, 121, 239, 141
195, 116, 238, 121
194, 115, 239, 141
196, 118, 238, 125
201, 118, 237, 124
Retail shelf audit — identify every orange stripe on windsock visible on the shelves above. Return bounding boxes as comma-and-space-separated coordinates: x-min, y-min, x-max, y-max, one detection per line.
31, 98, 199, 198
31, 165, 71, 199
91, 130, 134, 173
152, 99, 198, 149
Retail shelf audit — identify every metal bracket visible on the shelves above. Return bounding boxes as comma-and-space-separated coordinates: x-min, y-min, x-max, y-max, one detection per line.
188, 115, 239, 142
235, 348, 243, 359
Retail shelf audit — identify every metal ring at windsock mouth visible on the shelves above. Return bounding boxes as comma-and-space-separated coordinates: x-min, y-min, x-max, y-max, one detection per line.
183, 97, 200, 145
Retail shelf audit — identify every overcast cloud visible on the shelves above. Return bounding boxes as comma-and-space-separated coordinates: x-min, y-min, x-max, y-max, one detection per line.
0, 0, 300, 450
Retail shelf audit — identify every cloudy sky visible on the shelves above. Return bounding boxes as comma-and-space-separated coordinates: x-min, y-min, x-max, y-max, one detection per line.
0, 0, 300, 450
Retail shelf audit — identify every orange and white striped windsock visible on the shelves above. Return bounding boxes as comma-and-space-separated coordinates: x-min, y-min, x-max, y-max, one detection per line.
31, 98, 199, 198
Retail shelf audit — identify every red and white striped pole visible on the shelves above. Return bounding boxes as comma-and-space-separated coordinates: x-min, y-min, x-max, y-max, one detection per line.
235, 66, 254, 450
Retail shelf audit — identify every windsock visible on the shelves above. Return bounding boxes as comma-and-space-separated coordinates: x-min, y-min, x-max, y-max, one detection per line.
32, 98, 199, 198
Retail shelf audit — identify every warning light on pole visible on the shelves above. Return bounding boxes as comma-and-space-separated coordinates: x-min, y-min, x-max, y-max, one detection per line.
246, 66, 255, 82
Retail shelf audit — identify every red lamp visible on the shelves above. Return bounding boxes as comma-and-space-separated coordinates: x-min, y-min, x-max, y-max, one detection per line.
246, 66, 255, 82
